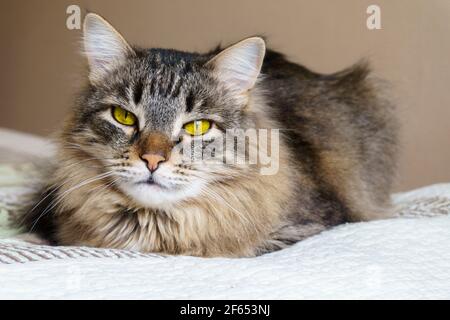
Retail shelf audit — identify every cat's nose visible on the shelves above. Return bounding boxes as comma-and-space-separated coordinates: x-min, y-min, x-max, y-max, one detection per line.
141, 153, 166, 172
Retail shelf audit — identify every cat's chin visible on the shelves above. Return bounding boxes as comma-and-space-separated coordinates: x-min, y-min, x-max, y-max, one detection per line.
119, 180, 205, 209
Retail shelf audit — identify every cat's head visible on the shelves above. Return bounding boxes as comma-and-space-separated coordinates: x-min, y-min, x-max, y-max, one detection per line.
66, 13, 266, 208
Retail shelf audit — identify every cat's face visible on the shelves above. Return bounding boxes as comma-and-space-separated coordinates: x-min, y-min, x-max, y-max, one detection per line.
67, 14, 266, 208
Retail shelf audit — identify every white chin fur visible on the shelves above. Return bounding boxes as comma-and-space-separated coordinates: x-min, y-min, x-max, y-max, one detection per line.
119, 180, 205, 208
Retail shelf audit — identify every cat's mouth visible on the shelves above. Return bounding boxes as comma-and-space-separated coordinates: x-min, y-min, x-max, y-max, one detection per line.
120, 171, 205, 208
137, 176, 160, 187
135, 176, 172, 192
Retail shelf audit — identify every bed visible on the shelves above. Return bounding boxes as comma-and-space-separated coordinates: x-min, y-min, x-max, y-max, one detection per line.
0, 128, 449, 299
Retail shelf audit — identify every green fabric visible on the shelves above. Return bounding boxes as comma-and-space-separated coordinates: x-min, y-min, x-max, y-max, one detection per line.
0, 209, 18, 238
0, 164, 34, 238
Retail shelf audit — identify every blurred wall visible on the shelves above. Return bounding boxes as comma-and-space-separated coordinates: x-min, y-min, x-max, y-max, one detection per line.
1, 0, 449, 191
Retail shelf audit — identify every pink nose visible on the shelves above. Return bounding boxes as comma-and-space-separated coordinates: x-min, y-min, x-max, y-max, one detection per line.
141, 153, 165, 172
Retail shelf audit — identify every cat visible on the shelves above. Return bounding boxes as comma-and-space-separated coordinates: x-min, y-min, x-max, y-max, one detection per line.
16, 13, 398, 257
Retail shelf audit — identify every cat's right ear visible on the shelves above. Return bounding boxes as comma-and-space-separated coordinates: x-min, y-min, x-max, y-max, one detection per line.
83, 13, 134, 83
205, 37, 266, 95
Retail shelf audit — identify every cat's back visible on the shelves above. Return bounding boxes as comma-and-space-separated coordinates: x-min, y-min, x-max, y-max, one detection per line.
260, 49, 399, 222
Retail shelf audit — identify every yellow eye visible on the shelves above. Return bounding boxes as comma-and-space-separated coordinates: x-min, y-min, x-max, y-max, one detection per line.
183, 120, 211, 136
112, 106, 137, 126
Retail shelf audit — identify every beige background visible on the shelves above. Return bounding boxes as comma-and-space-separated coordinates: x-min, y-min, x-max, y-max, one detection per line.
0, 0, 449, 191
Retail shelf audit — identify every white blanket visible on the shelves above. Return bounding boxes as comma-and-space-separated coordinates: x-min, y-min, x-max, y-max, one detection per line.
0, 128, 449, 299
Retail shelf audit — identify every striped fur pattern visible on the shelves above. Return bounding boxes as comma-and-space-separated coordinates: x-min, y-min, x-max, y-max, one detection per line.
16, 14, 398, 257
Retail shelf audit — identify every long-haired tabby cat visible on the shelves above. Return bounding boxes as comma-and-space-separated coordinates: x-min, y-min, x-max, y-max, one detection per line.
16, 13, 398, 257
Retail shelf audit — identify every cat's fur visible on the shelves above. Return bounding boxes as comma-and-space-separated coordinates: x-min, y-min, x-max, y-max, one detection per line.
16, 14, 398, 257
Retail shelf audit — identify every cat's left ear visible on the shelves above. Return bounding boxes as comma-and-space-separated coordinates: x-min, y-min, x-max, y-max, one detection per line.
206, 37, 266, 94
83, 13, 134, 83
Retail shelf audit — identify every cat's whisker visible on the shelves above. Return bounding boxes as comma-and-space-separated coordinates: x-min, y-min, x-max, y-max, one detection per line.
29, 173, 115, 233
199, 186, 257, 234
197, 181, 255, 227
103, 163, 128, 168
89, 177, 121, 194
59, 157, 102, 170
30, 171, 115, 232
20, 181, 71, 228
22, 167, 95, 223
62, 142, 84, 149
60, 146, 86, 152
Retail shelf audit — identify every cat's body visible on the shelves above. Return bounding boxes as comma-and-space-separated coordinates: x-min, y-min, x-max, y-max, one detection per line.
16, 14, 398, 257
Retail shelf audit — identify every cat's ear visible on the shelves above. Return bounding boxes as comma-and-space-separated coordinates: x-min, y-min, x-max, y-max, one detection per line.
83, 13, 134, 82
206, 37, 266, 94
